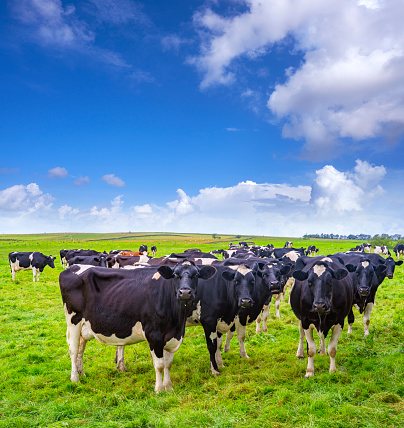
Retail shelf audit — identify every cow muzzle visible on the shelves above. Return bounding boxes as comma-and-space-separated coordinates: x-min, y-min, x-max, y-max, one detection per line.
239, 298, 253, 308
178, 288, 193, 300
358, 287, 369, 297
387, 274, 393, 279
270, 281, 281, 294
313, 302, 330, 314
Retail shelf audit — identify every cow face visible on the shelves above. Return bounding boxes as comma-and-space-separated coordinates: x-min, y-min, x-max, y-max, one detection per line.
293, 262, 348, 314
222, 265, 256, 308
158, 261, 216, 302
258, 263, 291, 295
47, 256, 56, 268
352, 260, 386, 297
383, 257, 403, 279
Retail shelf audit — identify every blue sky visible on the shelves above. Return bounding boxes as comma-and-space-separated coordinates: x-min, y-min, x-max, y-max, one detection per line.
1, 0, 404, 236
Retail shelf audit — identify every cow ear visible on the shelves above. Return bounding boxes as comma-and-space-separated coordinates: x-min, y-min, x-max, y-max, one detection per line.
222, 270, 236, 281
258, 262, 266, 271
280, 265, 291, 276
396, 261, 403, 266
345, 264, 356, 273
198, 266, 216, 280
158, 266, 174, 279
293, 270, 308, 281
333, 269, 348, 280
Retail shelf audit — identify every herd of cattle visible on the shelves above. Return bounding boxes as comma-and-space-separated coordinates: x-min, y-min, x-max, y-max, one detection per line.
8, 240, 404, 392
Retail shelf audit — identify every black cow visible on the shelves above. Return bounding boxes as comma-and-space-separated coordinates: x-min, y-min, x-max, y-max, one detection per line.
151, 246, 157, 257
393, 243, 404, 260
139, 244, 148, 254
60, 249, 73, 268
67, 254, 108, 268
290, 259, 353, 378
224, 261, 291, 358
305, 245, 319, 256
59, 261, 215, 392
65, 250, 102, 263
331, 252, 402, 335
186, 264, 256, 375
9, 251, 56, 282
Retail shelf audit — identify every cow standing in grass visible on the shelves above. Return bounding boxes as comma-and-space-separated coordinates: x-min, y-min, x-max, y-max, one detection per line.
9, 252, 56, 282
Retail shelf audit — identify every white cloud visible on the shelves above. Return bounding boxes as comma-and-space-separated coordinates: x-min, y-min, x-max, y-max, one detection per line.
101, 174, 125, 187
87, 0, 150, 25
48, 166, 68, 178
161, 35, 191, 53
0, 183, 53, 213
191, 0, 404, 159
74, 176, 90, 186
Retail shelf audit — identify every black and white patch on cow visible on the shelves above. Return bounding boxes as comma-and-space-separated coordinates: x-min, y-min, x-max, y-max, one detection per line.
9, 252, 56, 282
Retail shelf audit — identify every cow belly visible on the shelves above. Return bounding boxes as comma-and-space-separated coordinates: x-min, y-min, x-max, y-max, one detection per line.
217, 319, 234, 333
84, 320, 147, 345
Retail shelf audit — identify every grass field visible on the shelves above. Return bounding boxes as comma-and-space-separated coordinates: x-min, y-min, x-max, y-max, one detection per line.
1, 233, 404, 428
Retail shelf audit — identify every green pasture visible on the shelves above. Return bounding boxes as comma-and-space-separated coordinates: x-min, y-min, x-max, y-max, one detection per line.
1, 233, 404, 427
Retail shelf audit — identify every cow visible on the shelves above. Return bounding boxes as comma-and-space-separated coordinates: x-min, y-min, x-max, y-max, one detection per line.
151, 246, 157, 257
60, 249, 73, 268
349, 245, 364, 252
119, 251, 146, 257
65, 250, 102, 263
290, 258, 354, 378
373, 246, 390, 257
186, 264, 256, 375
393, 243, 404, 260
330, 252, 403, 335
67, 254, 108, 268
107, 254, 150, 268
284, 241, 293, 248
305, 245, 319, 256
139, 244, 148, 254
59, 261, 216, 392
362, 243, 372, 253
223, 261, 292, 359
9, 252, 56, 282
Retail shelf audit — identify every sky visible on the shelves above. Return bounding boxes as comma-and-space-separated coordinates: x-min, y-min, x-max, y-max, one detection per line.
1, 0, 404, 237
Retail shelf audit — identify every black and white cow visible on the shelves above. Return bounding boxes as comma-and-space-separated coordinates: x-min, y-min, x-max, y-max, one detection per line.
290, 258, 354, 378
186, 264, 256, 375
59, 261, 215, 392
139, 244, 148, 254
151, 246, 157, 257
106, 254, 150, 268
9, 252, 56, 282
67, 254, 109, 268
284, 241, 293, 248
393, 243, 404, 260
305, 245, 319, 256
362, 243, 372, 253
373, 246, 390, 257
65, 250, 102, 263
60, 249, 73, 268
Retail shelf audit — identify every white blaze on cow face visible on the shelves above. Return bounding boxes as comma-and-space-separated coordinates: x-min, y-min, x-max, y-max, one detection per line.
361, 261, 370, 268
182, 261, 191, 266
313, 264, 326, 277
321, 257, 333, 263
227, 265, 252, 276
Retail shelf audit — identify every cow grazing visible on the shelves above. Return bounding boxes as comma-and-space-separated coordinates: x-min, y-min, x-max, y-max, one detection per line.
305, 245, 319, 256
393, 243, 404, 260
60, 249, 72, 268
186, 264, 256, 375
362, 243, 372, 253
373, 246, 390, 257
9, 252, 56, 282
59, 261, 216, 392
151, 246, 157, 257
290, 259, 354, 378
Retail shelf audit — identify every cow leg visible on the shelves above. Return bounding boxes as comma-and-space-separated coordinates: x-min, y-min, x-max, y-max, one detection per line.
328, 324, 343, 373
261, 305, 270, 332
224, 324, 235, 353
255, 311, 262, 334
236, 323, 249, 359
150, 346, 165, 392
115, 346, 128, 372
162, 350, 174, 392
76, 335, 87, 376
32, 268, 36, 282
318, 331, 326, 355
11, 266, 16, 281
36, 270, 40, 282
287, 278, 295, 304
203, 327, 220, 375
296, 321, 305, 358
275, 294, 281, 318
363, 303, 374, 336
215, 333, 224, 368
304, 326, 316, 378
347, 308, 355, 334
65, 322, 82, 382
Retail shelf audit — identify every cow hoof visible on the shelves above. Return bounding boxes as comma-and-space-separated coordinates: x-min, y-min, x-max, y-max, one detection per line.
304, 373, 314, 379
117, 366, 128, 373
70, 374, 80, 382
296, 354, 304, 359
164, 384, 173, 392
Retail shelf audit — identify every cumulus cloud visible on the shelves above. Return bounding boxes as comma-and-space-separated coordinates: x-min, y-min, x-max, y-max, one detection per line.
0, 183, 53, 212
101, 174, 125, 187
191, 0, 404, 159
74, 176, 90, 186
48, 166, 68, 178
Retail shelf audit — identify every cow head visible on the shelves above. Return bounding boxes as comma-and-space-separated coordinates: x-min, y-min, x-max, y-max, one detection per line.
347, 260, 387, 297
221, 264, 256, 308
94, 255, 108, 268
47, 255, 56, 268
158, 261, 216, 302
383, 257, 403, 279
293, 262, 348, 314
257, 262, 291, 295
